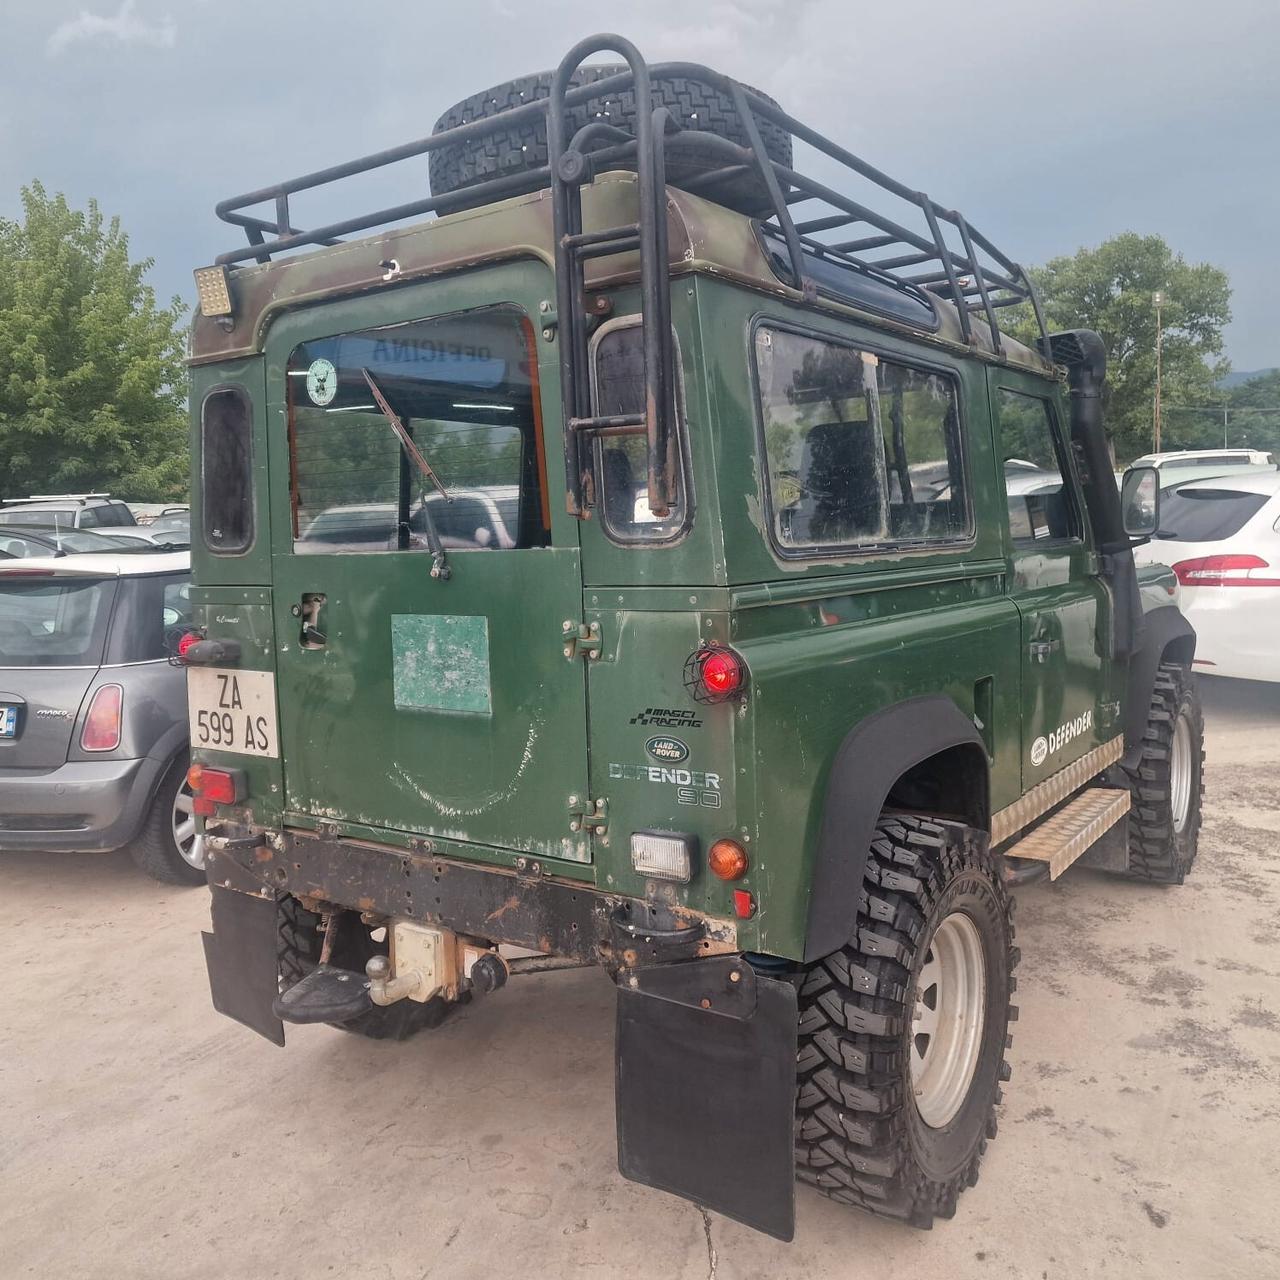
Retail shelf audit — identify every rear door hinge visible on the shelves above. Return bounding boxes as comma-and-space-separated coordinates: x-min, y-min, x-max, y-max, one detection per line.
568, 795, 609, 834
561, 620, 602, 661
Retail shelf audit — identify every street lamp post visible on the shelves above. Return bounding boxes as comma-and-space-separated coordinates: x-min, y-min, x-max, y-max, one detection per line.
1152, 290, 1165, 452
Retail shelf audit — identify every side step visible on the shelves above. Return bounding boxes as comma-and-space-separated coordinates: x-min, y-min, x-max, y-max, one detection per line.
1004, 787, 1130, 881
273, 964, 372, 1025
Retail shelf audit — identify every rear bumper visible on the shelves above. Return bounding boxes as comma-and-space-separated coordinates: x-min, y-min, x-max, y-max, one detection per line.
205, 827, 737, 967
0, 756, 164, 851
1184, 592, 1279, 682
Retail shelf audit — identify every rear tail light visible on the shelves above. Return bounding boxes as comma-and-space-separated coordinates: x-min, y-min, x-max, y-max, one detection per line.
81, 684, 123, 751
187, 763, 244, 808
1171, 554, 1280, 587
176, 630, 203, 661
683, 644, 748, 703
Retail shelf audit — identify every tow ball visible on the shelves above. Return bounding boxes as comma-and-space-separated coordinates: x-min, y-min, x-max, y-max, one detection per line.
364, 921, 509, 1006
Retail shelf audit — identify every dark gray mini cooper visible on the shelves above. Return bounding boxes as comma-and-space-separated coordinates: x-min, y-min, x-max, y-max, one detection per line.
0, 551, 201, 884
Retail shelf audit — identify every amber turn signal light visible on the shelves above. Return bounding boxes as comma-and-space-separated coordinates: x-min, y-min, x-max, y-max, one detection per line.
708, 838, 749, 881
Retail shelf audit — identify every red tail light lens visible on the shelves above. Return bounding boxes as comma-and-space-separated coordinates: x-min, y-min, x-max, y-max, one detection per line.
176, 630, 203, 660
683, 644, 748, 703
187, 764, 242, 806
81, 684, 123, 752
1171, 554, 1280, 587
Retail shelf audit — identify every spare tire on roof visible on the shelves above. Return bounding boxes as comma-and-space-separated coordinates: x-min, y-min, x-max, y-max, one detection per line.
428, 65, 792, 216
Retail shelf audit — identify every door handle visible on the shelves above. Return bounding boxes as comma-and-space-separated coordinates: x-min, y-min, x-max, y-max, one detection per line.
291, 594, 327, 648
1028, 639, 1061, 664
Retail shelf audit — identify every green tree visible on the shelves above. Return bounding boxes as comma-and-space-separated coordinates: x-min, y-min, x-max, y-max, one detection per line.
1226, 369, 1280, 454
1011, 233, 1231, 463
0, 182, 188, 501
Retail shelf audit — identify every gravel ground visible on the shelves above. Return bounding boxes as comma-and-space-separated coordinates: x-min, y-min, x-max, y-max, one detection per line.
1, 675, 1278, 1279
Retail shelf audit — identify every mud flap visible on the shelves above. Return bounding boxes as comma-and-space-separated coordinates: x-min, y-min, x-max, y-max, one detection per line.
201, 884, 285, 1046
615, 955, 798, 1241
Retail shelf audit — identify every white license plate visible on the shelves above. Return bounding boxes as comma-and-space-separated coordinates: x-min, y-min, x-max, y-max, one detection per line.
187, 668, 279, 758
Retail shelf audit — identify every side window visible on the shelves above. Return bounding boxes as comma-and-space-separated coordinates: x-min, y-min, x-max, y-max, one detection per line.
591, 322, 691, 543
201, 387, 254, 553
78, 508, 100, 528
286, 308, 549, 554
754, 326, 969, 554
996, 389, 1079, 543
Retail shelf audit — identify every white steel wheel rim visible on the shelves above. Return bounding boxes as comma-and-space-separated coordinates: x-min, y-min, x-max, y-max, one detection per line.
173, 780, 205, 870
910, 910, 987, 1129
1170, 713, 1193, 835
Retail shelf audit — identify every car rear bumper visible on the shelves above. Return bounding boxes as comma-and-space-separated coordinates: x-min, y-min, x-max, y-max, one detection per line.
1183, 590, 1280, 682
0, 756, 165, 851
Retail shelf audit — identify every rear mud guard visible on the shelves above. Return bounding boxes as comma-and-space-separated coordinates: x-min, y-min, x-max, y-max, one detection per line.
615, 956, 798, 1240
201, 883, 286, 1046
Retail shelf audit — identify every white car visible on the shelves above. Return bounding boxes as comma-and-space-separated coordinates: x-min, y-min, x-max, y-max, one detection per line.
1132, 448, 1275, 470
1135, 471, 1280, 682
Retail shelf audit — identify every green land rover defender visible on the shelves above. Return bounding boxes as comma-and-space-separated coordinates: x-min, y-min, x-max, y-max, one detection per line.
188, 35, 1203, 1240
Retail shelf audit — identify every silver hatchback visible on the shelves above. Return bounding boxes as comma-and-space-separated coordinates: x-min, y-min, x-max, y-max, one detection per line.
0, 551, 202, 884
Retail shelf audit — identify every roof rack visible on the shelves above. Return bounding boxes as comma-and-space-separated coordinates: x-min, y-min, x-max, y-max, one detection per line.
209, 33, 1050, 520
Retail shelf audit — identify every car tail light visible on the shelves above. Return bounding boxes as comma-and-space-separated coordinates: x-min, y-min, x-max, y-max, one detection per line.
683, 644, 748, 703
1171, 554, 1280, 587
81, 684, 123, 751
176, 630, 203, 661
187, 763, 243, 807
708, 838, 749, 881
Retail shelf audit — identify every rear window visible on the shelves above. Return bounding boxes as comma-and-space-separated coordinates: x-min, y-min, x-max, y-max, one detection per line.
201, 387, 255, 553
0, 578, 116, 668
106, 574, 193, 663
1156, 487, 1270, 542
0, 510, 64, 529
286, 307, 549, 555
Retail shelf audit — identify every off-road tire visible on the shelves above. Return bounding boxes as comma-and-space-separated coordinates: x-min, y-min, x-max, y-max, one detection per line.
429, 66, 793, 216
277, 897, 464, 1041
129, 753, 205, 887
1123, 662, 1204, 884
795, 814, 1017, 1227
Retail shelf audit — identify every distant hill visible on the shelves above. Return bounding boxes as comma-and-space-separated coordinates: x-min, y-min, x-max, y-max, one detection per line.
1219, 368, 1277, 389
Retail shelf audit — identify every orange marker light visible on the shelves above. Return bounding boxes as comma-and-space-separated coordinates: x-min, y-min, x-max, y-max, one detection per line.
708, 838, 749, 881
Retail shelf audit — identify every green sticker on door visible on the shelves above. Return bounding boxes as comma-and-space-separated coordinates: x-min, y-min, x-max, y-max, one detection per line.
391, 614, 492, 715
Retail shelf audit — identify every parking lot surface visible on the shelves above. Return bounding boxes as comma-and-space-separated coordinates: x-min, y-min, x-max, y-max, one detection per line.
2, 677, 1278, 1280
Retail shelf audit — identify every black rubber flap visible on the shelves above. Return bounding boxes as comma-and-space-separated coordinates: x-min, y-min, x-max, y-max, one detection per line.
201, 885, 285, 1046
273, 964, 373, 1024
615, 956, 798, 1241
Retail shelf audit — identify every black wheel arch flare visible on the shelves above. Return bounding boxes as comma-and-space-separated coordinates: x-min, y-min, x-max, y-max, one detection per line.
805, 695, 989, 963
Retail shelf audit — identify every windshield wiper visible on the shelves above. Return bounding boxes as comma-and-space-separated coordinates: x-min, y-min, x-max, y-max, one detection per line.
361, 368, 452, 580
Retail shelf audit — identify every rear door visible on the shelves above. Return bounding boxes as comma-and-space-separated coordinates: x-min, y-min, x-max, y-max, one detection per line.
990, 373, 1111, 788
265, 272, 592, 864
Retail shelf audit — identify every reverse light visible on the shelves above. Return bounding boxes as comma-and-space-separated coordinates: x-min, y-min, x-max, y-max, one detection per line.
683, 644, 747, 704
193, 265, 233, 318
708, 838, 749, 881
630, 830, 695, 883
81, 684, 123, 752
1172, 554, 1280, 587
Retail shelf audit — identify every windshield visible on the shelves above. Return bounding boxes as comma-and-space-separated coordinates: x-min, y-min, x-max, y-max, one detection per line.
0, 577, 116, 667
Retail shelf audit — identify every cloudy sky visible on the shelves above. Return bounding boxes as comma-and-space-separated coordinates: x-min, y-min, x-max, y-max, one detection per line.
1, 0, 1277, 370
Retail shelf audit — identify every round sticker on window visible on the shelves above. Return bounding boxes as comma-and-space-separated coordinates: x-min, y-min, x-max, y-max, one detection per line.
305, 358, 337, 406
